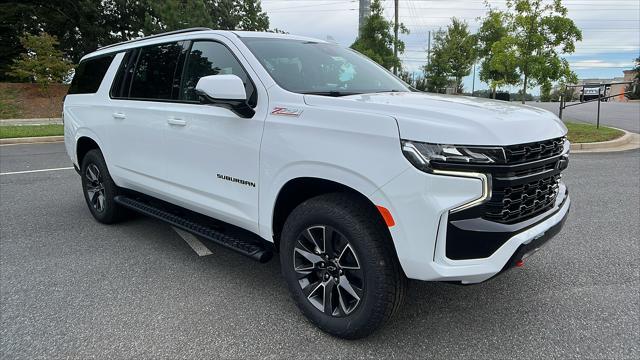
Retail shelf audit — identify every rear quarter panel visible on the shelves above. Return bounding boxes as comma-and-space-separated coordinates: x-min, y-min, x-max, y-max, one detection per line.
64, 52, 124, 171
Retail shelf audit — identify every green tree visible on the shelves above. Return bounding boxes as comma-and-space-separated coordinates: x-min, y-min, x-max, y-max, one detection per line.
423, 18, 477, 94
444, 18, 477, 93
625, 57, 640, 100
146, 0, 270, 32
540, 82, 553, 102
351, 0, 408, 71
9, 32, 73, 117
104, 1, 154, 42
236, 0, 270, 31
144, 0, 213, 32
492, 0, 582, 103
0, 2, 33, 81
9, 33, 73, 87
423, 30, 451, 93
477, 9, 520, 98
0, 0, 150, 64
0, 0, 272, 70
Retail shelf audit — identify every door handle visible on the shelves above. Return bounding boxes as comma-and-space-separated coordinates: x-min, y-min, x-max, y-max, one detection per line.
112, 112, 126, 120
167, 117, 187, 126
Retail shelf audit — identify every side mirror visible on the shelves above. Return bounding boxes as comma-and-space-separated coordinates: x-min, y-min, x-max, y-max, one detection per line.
195, 74, 254, 118
196, 74, 247, 101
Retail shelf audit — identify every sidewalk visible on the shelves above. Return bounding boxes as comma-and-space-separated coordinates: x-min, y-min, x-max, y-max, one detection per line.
0, 118, 62, 126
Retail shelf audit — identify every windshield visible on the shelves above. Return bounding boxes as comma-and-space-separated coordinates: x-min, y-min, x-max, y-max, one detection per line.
241, 37, 410, 95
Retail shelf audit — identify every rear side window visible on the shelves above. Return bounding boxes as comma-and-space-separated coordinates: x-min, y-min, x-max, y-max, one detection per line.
68, 54, 115, 94
110, 49, 138, 99
129, 42, 184, 100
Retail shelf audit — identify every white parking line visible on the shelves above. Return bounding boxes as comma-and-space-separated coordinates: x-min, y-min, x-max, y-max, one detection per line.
0, 167, 74, 176
172, 227, 213, 256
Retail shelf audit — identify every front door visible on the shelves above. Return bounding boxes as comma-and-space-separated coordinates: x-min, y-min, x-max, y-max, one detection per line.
162, 38, 267, 233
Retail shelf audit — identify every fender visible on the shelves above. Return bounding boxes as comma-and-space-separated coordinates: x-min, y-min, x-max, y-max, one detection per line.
258, 160, 406, 241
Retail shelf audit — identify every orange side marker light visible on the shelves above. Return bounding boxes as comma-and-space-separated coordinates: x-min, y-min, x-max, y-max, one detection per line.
376, 205, 396, 227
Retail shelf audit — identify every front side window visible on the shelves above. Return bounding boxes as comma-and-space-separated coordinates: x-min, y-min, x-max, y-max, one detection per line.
240, 37, 410, 95
68, 54, 115, 94
129, 42, 183, 100
181, 41, 256, 106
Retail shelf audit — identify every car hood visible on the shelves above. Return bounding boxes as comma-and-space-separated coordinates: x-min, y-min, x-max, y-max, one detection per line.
303, 92, 567, 145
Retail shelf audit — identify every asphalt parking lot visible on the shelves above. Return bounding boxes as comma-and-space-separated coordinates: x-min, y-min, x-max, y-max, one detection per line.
530, 101, 640, 133
1, 143, 639, 359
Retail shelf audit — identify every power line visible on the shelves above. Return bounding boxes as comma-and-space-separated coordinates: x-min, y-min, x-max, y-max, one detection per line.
266, 1, 354, 11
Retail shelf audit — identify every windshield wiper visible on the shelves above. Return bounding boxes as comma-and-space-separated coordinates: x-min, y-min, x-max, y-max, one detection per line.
371, 89, 406, 93
301, 91, 360, 97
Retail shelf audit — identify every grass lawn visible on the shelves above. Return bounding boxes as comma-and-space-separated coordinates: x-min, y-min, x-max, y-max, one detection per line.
0, 124, 63, 139
564, 121, 624, 143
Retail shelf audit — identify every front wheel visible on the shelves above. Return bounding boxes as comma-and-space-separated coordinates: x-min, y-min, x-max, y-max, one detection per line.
280, 193, 407, 339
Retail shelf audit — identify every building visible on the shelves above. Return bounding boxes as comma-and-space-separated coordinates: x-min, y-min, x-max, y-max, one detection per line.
573, 69, 638, 102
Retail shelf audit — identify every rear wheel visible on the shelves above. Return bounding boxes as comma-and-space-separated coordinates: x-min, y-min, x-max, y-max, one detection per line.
80, 149, 127, 224
280, 193, 407, 339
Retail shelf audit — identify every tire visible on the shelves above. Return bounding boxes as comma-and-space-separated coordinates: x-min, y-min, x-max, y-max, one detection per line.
280, 193, 407, 339
80, 149, 127, 224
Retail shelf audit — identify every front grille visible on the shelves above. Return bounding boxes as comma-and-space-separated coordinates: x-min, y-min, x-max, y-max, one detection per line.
444, 137, 568, 260
503, 137, 565, 164
434, 137, 568, 225
483, 137, 566, 224
484, 174, 561, 224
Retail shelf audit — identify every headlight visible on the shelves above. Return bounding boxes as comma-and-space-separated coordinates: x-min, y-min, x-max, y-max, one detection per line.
401, 140, 506, 171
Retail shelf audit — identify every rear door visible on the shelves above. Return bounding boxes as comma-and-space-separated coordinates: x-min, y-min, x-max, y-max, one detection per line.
108, 42, 185, 192
161, 37, 267, 232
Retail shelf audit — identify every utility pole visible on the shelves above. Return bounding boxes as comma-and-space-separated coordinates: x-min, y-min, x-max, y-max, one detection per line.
426, 30, 431, 67
426, 31, 431, 86
358, 0, 371, 35
471, 62, 476, 95
393, 0, 399, 75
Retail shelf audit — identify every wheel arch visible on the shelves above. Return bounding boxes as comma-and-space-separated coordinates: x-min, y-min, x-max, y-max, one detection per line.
76, 136, 101, 167
270, 176, 392, 251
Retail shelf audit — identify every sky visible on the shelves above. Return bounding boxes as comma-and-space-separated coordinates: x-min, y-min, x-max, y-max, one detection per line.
260, 0, 640, 94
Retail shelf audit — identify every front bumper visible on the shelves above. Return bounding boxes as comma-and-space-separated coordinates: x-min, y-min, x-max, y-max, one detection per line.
435, 188, 570, 284
370, 166, 571, 284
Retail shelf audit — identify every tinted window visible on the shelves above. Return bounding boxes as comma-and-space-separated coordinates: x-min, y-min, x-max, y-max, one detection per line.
110, 49, 138, 98
129, 42, 183, 100
68, 55, 115, 94
181, 41, 256, 106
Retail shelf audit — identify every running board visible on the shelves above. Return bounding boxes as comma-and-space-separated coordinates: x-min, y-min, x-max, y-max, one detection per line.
114, 195, 273, 263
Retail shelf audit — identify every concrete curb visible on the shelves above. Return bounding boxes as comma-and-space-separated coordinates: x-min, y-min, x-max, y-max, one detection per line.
0, 118, 62, 126
0, 136, 64, 145
570, 128, 640, 153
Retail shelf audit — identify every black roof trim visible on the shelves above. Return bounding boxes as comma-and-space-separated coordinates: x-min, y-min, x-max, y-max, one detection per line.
97, 27, 212, 51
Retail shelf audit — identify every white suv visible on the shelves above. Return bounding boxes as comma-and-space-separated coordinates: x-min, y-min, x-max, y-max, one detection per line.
64, 28, 571, 339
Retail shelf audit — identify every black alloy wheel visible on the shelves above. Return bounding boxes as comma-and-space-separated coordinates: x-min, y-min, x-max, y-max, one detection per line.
293, 225, 364, 317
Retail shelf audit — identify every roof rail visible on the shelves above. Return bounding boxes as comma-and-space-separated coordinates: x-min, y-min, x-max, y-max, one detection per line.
97, 27, 212, 51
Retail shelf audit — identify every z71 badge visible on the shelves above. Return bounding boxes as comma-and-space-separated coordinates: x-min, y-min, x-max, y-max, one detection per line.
271, 107, 303, 117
